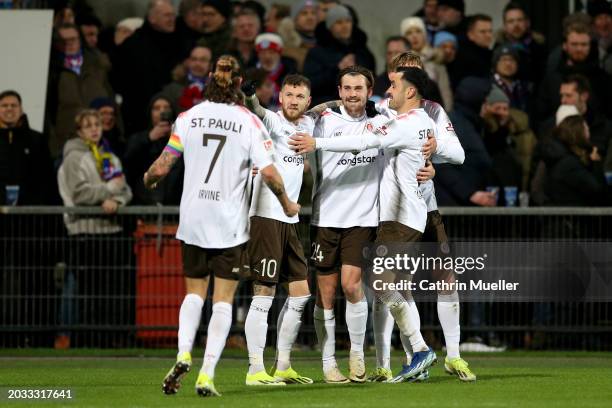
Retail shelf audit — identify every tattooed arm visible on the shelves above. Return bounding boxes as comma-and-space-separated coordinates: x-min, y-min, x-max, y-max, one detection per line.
259, 164, 300, 217
305, 99, 342, 120
143, 151, 179, 190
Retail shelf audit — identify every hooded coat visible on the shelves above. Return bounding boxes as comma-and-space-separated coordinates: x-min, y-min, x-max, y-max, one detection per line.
123, 94, 184, 205
537, 137, 607, 206
57, 137, 132, 235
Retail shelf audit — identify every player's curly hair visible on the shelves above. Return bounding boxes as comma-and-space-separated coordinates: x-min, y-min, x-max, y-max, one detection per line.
203, 55, 244, 105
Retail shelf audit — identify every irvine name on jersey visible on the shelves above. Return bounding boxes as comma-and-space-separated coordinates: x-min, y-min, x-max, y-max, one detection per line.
311, 106, 380, 228
167, 101, 274, 249
250, 110, 314, 223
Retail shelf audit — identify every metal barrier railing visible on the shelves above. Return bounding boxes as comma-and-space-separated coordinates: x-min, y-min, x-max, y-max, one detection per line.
1, 206, 611, 350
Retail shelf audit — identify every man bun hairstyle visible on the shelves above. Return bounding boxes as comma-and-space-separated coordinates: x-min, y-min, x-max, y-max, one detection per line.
203, 55, 244, 104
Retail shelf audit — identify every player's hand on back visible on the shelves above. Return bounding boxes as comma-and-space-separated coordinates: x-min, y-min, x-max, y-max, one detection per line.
283, 201, 301, 217
289, 132, 316, 155
422, 133, 437, 159
417, 160, 435, 182
470, 191, 497, 207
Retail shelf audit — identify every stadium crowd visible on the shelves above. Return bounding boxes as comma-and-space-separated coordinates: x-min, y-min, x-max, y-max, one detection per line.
2, 0, 612, 209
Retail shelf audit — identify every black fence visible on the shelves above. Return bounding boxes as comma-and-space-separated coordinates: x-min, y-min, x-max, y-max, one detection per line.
1, 206, 611, 350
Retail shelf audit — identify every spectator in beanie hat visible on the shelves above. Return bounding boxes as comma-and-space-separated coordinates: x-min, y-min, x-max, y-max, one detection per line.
434, 30, 458, 64
303, 4, 375, 103
491, 44, 531, 112
197, 0, 233, 60
277, 0, 319, 71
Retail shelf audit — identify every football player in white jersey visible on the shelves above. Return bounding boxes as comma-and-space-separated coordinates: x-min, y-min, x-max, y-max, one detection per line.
373, 52, 476, 382
144, 56, 299, 397
237, 74, 315, 386
290, 67, 440, 382
305, 66, 383, 384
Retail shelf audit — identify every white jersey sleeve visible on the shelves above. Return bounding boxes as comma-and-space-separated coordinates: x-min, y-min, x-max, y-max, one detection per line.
422, 100, 464, 165
315, 111, 428, 152
250, 111, 309, 223
249, 117, 275, 170
262, 109, 285, 142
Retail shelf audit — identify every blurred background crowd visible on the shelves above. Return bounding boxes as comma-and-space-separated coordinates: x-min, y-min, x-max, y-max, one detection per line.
2, 0, 612, 211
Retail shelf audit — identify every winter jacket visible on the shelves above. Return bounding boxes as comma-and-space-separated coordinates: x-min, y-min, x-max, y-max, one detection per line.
481, 108, 537, 191
57, 137, 132, 235
537, 51, 612, 122
433, 77, 493, 205
196, 24, 233, 62
123, 130, 184, 205
276, 17, 317, 72
303, 24, 376, 105
114, 20, 182, 134
538, 137, 607, 206
448, 39, 492, 89
494, 29, 547, 84
123, 94, 183, 205
47, 48, 114, 157
0, 115, 57, 205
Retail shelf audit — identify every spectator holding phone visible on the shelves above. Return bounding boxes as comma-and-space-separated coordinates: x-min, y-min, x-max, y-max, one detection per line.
123, 94, 184, 204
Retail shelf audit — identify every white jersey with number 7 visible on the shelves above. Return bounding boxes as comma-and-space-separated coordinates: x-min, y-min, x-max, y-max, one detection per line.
164, 101, 275, 249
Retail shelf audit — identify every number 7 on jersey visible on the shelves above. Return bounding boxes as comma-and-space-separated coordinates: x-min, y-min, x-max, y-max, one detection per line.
202, 134, 227, 183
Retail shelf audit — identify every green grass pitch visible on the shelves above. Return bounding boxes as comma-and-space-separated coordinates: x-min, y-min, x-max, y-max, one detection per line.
1, 349, 612, 407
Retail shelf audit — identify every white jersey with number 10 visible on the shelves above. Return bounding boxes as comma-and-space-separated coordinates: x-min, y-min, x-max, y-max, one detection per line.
165, 101, 274, 249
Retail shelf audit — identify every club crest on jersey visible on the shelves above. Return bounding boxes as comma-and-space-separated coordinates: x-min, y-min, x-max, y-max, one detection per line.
366, 123, 373, 132
263, 140, 273, 151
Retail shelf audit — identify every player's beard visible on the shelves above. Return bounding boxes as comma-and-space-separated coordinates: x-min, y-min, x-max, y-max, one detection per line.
282, 105, 304, 122
343, 97, 366, 117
